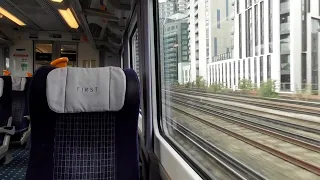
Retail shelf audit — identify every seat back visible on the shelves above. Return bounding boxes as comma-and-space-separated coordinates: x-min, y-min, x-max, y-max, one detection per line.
11, 77, 31, 134
0, 76, 12, 145
26, 66, 140, 180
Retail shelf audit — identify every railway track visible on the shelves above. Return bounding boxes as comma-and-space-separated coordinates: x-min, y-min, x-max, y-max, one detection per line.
171, 87, 320, 106
166, 91, 320, 136
166, 93, 320, 147
171, 88, 320, 117
164, 116, 267, 180
164, 100, 320, 176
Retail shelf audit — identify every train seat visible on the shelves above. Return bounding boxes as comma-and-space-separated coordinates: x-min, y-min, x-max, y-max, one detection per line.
11, 77, 31, 145
26, 66, 140, 180
0, 76, 15, 164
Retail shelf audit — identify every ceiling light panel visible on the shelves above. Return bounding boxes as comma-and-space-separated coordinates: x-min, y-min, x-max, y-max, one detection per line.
58, 8, 79, 29
51, 0, 63, 2
0, 6, 26, 26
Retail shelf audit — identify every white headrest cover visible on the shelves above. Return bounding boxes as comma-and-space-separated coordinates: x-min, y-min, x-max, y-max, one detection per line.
46, 67, 126, 113
11, 77, 26, 91
0, 78, 3, 98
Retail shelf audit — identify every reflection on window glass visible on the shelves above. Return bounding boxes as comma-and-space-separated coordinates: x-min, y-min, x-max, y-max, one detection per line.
5, 58, 9, 69
60, 44, 77, 67
35, 43, 78, 70
131, 29, 143, 132
35, 43, 53, 70
132, 30, 140, 78
158, 0, 320, 179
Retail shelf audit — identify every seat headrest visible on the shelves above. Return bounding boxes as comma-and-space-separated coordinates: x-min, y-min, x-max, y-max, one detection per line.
46, 67, 126, 113
11, 77, 27, 91
0, 78, 3, 97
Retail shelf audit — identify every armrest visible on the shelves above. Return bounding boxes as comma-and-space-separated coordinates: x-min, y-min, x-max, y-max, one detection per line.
24, 115, 31, 120
0, 126, 15, 135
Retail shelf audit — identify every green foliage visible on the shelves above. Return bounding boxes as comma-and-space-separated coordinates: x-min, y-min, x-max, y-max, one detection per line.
195, 76, 206, 89
238, 79, 253, 90
258, 80, 278, 98
207, 83, 224, 93
185, 82, 192, 88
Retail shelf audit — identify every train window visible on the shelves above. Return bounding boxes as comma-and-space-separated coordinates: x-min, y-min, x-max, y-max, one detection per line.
130, 27, 143, 132
156, 0, 320, 179
131, 30, 140, 78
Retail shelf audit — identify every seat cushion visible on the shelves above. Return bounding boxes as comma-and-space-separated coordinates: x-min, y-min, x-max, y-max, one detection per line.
0, 76, 12, 146
12, 91, 25, 131
26, 67, 140, 180
53, 112, 116, 180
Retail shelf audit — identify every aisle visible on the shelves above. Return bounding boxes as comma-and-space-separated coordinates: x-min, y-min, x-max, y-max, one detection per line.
0, 148, 29, 180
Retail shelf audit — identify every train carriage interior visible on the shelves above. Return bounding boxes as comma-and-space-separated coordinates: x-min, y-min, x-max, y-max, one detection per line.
0, 0, 320, 179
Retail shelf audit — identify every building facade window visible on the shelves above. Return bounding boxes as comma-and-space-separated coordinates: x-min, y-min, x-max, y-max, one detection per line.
226, 0, 229, 19
302, 0, 307, 51
311, 18, 320, 91
301, 53, 307, 89
217, 9, 221, 28
239, 14, 242, 58
214, 37, 218, 56
280, 0, 290, 91
229, 62, 232, 87
237, 0, 239, 14
243, 59, 245, 79
248, 58, 251, 80
234, 61, 236, 86
255, 5, 259, 55
260, 56, 263, 83
267, 55, 271, 80
269, 0, 273, 53
260, 1, 264, 54
238, 60, 241, 85
254, 57, 257, 84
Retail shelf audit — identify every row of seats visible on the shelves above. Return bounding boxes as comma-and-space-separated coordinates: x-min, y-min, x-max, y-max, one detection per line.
0, 76, 32, 164
2, 66, 141, 179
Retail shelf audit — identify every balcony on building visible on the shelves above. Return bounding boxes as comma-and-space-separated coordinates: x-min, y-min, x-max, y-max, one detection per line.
280, 42, 290, 54
194, 4, 198, 12
231, 0, 235, 6
231, 26, 235, 35
280, 23, 290, 35
230, 11, 235, 20
280, 2, 290, 14
213, 51, 233, 62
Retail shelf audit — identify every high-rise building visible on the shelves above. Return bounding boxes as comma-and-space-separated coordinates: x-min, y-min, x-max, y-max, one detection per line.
207, 0, 320, 93
159, 1, 176, 20
188, 0, 234, 83
163, 15, 189, 84
160, 0, 190, 84
177, 0, 188, 13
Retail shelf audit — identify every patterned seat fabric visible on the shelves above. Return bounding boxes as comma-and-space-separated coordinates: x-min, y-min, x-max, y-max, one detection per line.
0, 76, 12, 146
54, 113, 116, 179
11, 77, 31, 143
26, 66, 140, 180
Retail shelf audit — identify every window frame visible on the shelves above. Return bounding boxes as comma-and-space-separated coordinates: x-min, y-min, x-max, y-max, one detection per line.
129, 24, 138, 70
152, 0, 214, 179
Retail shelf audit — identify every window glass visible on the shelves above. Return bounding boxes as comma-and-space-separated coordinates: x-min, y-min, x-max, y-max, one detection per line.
131, 28, 143, 133
132, 30, 140, 78
35, 43, 53, 70
60, 44, 77, 67
157, 0, 320, 179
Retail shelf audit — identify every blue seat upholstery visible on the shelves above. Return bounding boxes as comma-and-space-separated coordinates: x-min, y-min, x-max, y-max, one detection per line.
26, 66, 140, 180
11, 77, 32, 145
0, 76, 15, 164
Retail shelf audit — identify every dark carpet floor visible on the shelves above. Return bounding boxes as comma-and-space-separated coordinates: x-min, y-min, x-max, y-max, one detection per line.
0, 148, 29, 180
